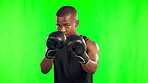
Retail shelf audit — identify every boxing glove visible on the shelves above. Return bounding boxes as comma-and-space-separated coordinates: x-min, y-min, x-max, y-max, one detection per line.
65, 35, 89, 64
45, 31, 66, 59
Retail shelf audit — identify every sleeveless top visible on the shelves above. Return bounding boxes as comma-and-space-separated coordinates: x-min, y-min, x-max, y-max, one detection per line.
54, 35, 92, 83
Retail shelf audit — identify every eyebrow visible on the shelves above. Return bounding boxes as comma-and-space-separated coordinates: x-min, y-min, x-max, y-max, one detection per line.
56, 23, 70, 25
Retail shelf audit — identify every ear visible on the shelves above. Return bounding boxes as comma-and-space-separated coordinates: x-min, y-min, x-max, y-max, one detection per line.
75, 20, 79, 27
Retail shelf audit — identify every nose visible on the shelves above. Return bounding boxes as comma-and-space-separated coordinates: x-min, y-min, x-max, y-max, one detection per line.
60, 26, 66, 33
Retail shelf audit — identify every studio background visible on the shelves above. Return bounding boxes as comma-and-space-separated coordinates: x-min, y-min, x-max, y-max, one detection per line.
0, 0, 148, 83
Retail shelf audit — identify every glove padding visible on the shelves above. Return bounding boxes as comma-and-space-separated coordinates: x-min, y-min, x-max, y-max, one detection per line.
45, 31, 66, 59
65, 35, 89, 64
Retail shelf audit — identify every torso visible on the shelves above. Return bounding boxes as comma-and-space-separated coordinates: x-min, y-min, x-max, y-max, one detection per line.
54, 35, 92, 83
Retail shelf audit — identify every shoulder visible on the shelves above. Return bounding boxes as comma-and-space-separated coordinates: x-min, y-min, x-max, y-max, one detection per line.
80, 34, 100, 54
85, 40, 100, 54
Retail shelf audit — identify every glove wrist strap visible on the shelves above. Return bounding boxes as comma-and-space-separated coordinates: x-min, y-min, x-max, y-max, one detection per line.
75, 52, 89, 64
45, 49, 57, 59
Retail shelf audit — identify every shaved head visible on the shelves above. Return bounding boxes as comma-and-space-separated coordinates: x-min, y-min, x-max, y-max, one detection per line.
56, 6, 78, 20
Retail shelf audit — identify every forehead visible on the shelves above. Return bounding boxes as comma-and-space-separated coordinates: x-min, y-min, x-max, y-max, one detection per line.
56, 15, 74, 24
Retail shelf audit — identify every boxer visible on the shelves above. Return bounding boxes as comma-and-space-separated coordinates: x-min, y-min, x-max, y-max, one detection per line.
40, 6, 100, 83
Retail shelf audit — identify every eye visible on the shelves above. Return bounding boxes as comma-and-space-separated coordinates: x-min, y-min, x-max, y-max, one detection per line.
65, 24, 69, 27
56, 24, 60, 27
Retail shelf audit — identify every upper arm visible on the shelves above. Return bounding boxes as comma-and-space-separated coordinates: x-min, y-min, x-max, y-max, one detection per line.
86, 40, 100, 64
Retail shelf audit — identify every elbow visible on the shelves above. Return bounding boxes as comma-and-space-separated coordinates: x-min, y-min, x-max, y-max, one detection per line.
41, 69, 49, 74
92, 64, 98, 74
89, 64, 98, 74
86, 69, 96, 74
40, 66, 51, 74
91, 68, 97, 74
40, 64, 51, 74
91, 59, 99, 74
84, 66, 97, 74
89, 68, 97, 74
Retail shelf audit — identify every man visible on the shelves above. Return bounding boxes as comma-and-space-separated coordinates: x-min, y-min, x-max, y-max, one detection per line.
40, 6, 100, 83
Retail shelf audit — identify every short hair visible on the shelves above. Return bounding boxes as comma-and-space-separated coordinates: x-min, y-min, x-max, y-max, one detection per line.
56, 6, 78, 19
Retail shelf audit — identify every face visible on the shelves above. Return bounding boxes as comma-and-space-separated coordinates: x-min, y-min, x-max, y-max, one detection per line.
56, 15, 78, 37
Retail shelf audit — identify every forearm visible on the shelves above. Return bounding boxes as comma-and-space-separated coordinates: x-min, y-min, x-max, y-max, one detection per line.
40, 57, 53, 74
82, 59, 98, 74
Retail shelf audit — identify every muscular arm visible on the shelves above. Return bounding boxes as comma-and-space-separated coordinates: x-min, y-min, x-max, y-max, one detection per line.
82, 40, 100, 74
40, 48, 54, 74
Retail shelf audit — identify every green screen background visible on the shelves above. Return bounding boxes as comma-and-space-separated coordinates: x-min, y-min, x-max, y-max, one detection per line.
0, 0, 148, 83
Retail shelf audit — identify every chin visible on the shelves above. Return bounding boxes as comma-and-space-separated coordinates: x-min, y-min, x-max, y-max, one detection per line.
66, 35, 69, 38
65, 34, 69, 37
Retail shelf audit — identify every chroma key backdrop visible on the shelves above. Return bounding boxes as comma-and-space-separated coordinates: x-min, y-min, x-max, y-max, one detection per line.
0, 0, 148, 83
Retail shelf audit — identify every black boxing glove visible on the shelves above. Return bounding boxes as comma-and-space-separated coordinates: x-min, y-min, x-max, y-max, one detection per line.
65, 35, 89, 64
45, 31, 66, 59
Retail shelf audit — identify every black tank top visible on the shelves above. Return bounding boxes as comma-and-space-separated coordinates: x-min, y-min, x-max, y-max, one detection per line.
54, 35, 92, 83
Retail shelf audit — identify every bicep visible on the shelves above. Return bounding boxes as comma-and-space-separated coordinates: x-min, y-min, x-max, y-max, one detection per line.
87, 41, 100, 63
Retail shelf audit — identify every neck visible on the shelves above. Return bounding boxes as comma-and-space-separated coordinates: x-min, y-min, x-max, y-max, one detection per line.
66, 32, 80, 38
74, 31, 80, 36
